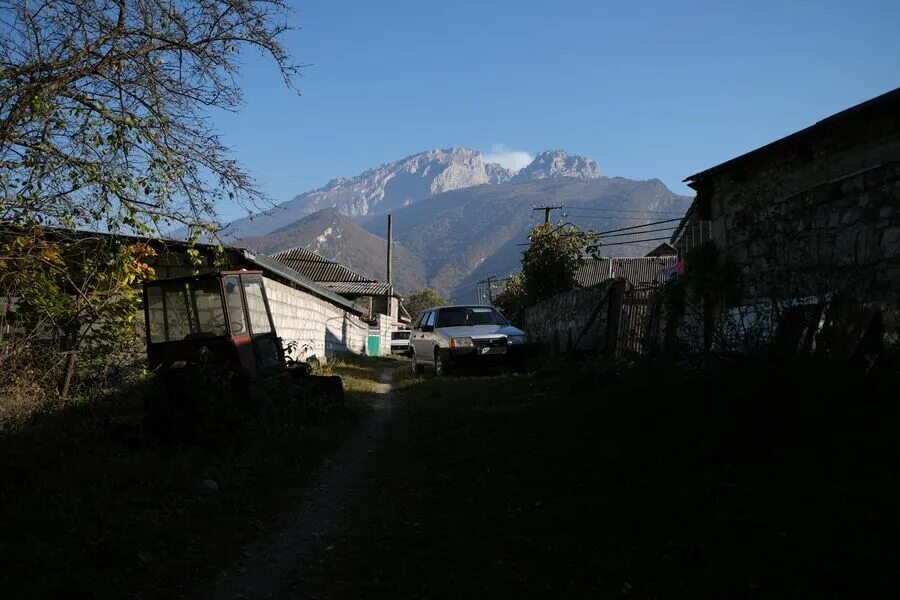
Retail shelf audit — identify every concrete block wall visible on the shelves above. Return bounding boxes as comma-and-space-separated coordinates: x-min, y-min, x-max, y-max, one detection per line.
263, 277, 368, 361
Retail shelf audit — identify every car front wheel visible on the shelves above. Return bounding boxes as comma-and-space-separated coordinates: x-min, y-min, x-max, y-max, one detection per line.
434, 350, 450, 377
411, 350, 424, 375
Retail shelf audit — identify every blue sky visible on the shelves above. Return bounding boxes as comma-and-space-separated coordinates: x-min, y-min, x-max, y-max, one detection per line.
213, 0, 900, 221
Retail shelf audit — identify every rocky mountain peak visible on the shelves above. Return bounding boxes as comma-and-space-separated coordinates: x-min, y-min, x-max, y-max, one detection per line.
484, 162, 514, 184
512, 150, 601, 182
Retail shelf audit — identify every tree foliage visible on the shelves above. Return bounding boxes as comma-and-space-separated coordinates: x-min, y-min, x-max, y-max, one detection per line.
493, 223, 600, 317
0, 0, 298, 405
521, 223, 600, 302
403, 289, 447, 321
1, 0, 298, 237
493, 272, 526, 318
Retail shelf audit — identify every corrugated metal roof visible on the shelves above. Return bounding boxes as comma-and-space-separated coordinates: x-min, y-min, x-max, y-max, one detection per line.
2, 224, 366, 315
576, 257, 676, 288
322, 281, 393, 295
271, 247, 372, 283
240, 250, 364, 314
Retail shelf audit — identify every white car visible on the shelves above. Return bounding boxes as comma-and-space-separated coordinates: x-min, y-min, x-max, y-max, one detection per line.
390, 329, 411, 356
409, 305, 528, 376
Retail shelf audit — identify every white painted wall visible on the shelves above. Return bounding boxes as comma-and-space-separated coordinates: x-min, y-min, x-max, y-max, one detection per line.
376, 313, 398, 356
263, 277, 368, 362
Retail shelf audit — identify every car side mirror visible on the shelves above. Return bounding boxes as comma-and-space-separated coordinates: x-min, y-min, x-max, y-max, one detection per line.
421, 325, 434, 333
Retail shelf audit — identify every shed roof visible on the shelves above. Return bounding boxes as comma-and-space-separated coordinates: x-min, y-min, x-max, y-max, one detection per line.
240, 250, 363, 314
645, 242, 677, 257
0, 223, 365, 315
576, 257, 676, 288
271, 246, 372, 283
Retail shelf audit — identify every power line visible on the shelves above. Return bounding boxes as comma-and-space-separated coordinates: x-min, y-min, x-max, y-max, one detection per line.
599, 236, 673, 247
563, 206, 685, 216
597, 225, 678, 239
594, 218, 683, 236
566, 215, 685, 223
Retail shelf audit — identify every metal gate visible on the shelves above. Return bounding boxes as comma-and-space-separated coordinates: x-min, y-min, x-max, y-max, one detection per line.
616, 284, 664, 357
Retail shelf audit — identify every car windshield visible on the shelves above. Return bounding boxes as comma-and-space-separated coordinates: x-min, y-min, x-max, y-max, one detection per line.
436, 307, 509, 327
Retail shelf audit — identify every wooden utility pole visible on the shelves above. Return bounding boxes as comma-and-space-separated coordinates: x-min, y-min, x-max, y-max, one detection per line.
533, 205, 563, 224
386, 213, 393, 285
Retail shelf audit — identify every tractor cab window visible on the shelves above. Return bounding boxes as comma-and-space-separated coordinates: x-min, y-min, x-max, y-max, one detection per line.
146, 285, 167, 342
224, 276, 247, 336
242, 275, 273, 335
193, 278, 226, 335
145, 277, 227, 343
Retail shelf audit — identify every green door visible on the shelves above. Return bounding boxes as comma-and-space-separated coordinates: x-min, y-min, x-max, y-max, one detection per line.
367, 334, 381, 356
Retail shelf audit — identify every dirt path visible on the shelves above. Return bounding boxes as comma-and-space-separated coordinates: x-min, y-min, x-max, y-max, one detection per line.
209, 364, 398, 600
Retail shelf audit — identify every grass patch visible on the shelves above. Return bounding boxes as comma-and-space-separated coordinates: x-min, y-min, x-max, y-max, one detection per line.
0, 355, 393, 599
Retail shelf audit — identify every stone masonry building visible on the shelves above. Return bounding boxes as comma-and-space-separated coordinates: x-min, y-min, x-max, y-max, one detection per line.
673, 86, 900, 357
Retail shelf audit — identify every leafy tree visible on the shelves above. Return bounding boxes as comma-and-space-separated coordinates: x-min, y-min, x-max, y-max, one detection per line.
1, 0, 298, 237
403, 289, 447, 321
492, 223, 599, 319
521, 223, 600, 303
0, 0, 298, 404
493, 273, 526, 318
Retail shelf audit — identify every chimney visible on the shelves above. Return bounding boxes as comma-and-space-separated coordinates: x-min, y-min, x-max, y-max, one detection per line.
386, 213, 393, 285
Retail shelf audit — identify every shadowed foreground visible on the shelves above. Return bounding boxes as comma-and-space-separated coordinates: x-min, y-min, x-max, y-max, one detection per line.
286, 359, 900, 598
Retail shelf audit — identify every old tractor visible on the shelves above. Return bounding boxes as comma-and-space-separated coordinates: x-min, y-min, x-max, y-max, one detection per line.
142, 270, 344, 440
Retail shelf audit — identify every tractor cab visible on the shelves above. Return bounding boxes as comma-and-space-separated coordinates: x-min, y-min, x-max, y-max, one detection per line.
143, 270, 285, 381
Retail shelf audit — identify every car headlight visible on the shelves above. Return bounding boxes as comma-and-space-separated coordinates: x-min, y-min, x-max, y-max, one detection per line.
507, 334, 527, 345
450, 337, 474, 348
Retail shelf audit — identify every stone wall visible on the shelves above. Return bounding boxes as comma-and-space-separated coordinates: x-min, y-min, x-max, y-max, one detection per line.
709, 163, 900, 307
521, 279, 625, 356
263, 277, 368, 361
687, 108, 900, 354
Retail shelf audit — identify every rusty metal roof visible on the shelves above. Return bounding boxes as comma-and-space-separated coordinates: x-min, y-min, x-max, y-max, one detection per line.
271, 246, 373, 283
576, 256, 676, 288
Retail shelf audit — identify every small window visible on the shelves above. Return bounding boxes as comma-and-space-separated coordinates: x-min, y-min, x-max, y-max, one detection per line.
425, 311, 435, 328
242, 276, 272, 335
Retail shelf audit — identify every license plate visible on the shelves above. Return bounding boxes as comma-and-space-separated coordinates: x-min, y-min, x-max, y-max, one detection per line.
480, 347, 506, 355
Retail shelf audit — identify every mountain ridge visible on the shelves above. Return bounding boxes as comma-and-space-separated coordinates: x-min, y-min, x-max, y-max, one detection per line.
222, 147, 602, 240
